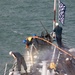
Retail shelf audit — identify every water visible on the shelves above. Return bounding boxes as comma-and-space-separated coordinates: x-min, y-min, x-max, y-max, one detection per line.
0, 0, 75, 74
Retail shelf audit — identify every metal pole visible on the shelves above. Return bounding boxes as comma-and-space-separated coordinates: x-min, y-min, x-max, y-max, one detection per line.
53, 0, 56, 30
51, 47, 56, 62
4, 63, 8, 75
52, 0, 57, 39
56, 51, 61, 66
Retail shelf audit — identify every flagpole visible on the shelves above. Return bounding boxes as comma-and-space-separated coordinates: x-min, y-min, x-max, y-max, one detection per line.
57, 0, 59, 24
52, 0, 57, 38
53, 0, 56, 30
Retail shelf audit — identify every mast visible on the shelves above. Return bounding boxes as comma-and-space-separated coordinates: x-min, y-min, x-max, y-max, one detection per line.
49, 1, 57, 74
53, 0, 56, 30
52, 0, 57, 38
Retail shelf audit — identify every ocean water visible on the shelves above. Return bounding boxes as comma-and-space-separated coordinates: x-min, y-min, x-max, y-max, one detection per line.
0, 0, 75, 74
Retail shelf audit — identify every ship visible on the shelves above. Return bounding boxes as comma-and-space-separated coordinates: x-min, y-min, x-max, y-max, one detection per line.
4, 0, 75, 75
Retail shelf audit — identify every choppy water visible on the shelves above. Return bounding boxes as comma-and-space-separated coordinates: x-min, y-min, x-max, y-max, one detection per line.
0, 0, 75, 74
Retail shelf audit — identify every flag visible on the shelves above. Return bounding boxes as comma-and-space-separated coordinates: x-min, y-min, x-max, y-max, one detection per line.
59, 0, 66, 25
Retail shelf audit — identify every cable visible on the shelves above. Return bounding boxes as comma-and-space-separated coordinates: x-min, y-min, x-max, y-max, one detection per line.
33, 36, 75, 59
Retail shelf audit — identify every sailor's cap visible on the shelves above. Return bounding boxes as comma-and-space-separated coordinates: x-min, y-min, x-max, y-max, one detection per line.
9, 51, 13, 55
56, 23, 59, 26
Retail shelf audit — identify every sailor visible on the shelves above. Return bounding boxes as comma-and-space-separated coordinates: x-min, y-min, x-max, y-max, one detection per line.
41, 31, 52, 42
23, 36, 33, 49
23, 34, 38, 49
53, 23, 63, 48
9, 51, 27, 74
23, 34, 52, 50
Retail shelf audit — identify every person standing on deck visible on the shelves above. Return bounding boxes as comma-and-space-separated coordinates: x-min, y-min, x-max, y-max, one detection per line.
9, 51, 27, 74
53, 23, 63, 48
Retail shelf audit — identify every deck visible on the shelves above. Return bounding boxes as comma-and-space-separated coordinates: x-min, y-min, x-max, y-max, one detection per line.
24, 45, 75, 75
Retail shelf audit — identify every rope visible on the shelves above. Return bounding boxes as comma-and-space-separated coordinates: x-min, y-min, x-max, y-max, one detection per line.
33, 36, 75, 59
